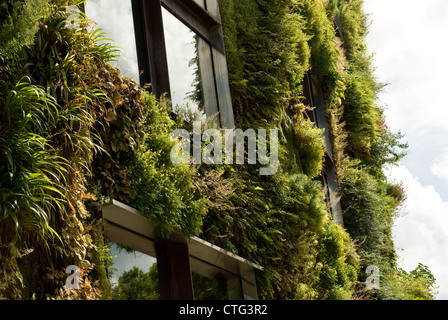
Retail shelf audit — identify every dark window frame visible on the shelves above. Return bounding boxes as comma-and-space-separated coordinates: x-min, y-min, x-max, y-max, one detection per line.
131, 0, 234, 127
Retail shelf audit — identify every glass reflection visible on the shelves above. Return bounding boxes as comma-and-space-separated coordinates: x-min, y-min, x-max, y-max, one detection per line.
193, 0, 206, 9
85, 0, 140, 83
197, 37, 220, 123
212, 47, 234, 128
162, 8, 205, 119
107, 241, 159, 300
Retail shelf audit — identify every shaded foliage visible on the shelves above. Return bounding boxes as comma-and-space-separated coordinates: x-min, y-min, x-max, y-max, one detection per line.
0, 0, 435, 301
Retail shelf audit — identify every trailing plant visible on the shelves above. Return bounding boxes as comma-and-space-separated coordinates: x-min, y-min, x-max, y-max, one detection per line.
219, 0, 310, 123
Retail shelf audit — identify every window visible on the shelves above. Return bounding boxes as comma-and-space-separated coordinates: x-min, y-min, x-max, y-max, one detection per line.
131, 0, 235, 128
86, 0, 235, 127
106, 241, 160, 300
189, 237, 260, 300
161, 7, 205, 117
85, 0, 140, 83
103, 200, 262, 300
302, 72, 344, 227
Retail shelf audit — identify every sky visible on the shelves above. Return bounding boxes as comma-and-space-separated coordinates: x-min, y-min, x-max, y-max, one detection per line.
363, 0, 448, 299
84, 0, 139, 82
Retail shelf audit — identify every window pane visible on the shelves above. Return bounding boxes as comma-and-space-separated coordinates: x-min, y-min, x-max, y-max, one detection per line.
107, 241, 160, 300
190, 257, 243, 300
197, 37, 219, 124
193, 0, 206, 9
162, 8, 205, 119
85, 0, 140, 83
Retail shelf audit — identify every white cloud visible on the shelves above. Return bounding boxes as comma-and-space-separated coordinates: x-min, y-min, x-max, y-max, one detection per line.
388, 165, 448, 299
431, 151, 448, 182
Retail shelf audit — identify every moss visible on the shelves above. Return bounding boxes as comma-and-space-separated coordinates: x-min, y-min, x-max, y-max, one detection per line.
127, 114, 208, 236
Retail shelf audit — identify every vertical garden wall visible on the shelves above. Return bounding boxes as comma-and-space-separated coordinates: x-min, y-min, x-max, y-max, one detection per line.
0, 0, 437, 300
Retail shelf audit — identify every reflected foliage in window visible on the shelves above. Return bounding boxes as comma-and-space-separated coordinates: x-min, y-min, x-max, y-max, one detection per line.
106, 242, 160, 300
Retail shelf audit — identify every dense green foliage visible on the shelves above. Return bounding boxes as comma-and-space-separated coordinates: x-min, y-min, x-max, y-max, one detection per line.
0, 0, 436, 300
330, 0, 435, 300
218, 0, 310, 122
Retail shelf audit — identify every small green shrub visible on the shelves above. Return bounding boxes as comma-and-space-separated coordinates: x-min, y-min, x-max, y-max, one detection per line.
292, 115, 326, 178
127, 92, 208, 236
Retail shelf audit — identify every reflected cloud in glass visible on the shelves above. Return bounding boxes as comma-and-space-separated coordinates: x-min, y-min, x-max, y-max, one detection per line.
85, 0, 140, 83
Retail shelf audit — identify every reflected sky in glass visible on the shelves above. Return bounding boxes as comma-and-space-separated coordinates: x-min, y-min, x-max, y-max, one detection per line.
85, 0, 140, 83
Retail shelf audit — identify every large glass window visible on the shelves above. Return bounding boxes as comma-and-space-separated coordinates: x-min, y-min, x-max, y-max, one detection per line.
85, 0, 140, 83
85, 0, 235, 128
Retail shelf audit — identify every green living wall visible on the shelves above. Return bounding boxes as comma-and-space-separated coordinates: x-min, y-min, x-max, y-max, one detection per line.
0, 0, 437, 300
